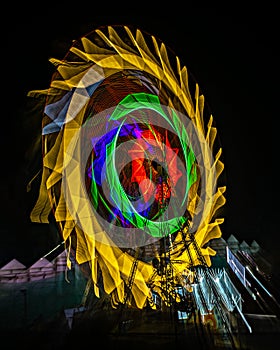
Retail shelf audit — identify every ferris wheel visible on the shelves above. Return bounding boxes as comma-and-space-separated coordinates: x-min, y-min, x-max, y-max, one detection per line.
28, 24, 226, 313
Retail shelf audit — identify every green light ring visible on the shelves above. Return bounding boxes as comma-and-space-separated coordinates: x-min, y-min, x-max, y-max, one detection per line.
99, 92, 197, 237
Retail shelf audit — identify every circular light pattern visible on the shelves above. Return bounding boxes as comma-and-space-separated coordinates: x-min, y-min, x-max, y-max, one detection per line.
29, 25, 226, 309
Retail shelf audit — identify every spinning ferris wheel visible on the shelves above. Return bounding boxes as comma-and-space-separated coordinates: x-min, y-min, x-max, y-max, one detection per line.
28, 25, 226, 315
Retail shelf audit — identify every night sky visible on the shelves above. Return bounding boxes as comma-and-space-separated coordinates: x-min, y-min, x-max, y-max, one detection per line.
2, 7, 279, 270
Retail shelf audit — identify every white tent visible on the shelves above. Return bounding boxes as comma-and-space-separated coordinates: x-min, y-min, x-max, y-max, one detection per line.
28, 257, 55, 281
0, 259, 28, 283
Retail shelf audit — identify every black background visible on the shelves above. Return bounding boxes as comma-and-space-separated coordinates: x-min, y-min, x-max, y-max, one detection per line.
1, 6, 279, 272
